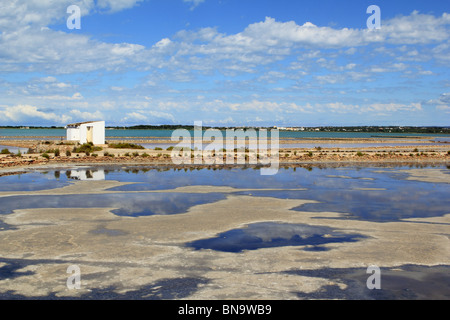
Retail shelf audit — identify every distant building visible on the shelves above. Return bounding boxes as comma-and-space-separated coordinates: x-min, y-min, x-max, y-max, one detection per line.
65, 121, 105, 145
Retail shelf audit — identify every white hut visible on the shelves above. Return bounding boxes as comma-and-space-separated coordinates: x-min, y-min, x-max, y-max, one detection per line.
65, 121, 105, 145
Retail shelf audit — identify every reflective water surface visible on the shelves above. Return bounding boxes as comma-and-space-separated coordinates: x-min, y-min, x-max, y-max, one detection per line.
0, 165, 448, 223
187, 222, 367, 252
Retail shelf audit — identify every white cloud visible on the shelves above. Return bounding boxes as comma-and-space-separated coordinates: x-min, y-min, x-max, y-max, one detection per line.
36, 92, 83, 101
0, 104, 71, 124
0, 27, 145, 74
1, 9, 448, 77
123, 112, 148, 122
366, 102, 423, 113
436, 105, 450, 112
70, 109, 103, 121
183, 0, 205, 10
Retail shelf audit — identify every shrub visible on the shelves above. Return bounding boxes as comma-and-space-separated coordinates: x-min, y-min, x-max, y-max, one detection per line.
66, 150, 72, 156
132, 152, 139, 157
155, 147, 163, 150
1, 148, 11, 154
72, 143, 102, 154
141, 153, 150, 157
356, 151, 364, 157
166, 146, 174, 151
108, 142, 144, 149
54, 149, 60, 157
92, 153, 98, 157
307, 151, 313, 157
41, 153, 50, 159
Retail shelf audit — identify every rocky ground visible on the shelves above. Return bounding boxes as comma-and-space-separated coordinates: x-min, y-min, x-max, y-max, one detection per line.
1, 139, 449, 171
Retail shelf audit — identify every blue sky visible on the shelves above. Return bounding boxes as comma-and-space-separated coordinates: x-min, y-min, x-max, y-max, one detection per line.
0, 0, 449, 126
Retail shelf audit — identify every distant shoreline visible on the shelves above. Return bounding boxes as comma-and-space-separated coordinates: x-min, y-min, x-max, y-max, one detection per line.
1, 137, 448, 172
1, 125, 449, 134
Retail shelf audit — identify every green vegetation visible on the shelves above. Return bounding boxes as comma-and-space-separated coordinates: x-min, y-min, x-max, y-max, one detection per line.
356, 152, 365, 157
1, 148, 11, 154
41, 153, 50, 159
72, 142, 103, 154
57, 141, 75, 146
108, 142, 144, 149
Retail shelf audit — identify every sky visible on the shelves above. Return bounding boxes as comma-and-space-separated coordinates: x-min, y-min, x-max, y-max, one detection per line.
0, 0, 449, 127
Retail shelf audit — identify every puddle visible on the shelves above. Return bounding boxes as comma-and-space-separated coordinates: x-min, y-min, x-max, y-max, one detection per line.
236, 185, 450, 222
0, 145, 28, 155
286, 264, 450, 300
0, 192, 226, 217
186, 222, 366, 252
106, 166, 380, 192
0, 171, 72, 192
1, 165, 448, 222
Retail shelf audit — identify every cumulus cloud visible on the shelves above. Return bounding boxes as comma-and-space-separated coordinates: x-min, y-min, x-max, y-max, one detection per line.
70, 109, 103, 121
0, 104, 71, 124
1, 8, 448, 76
1, 4, 448, 126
